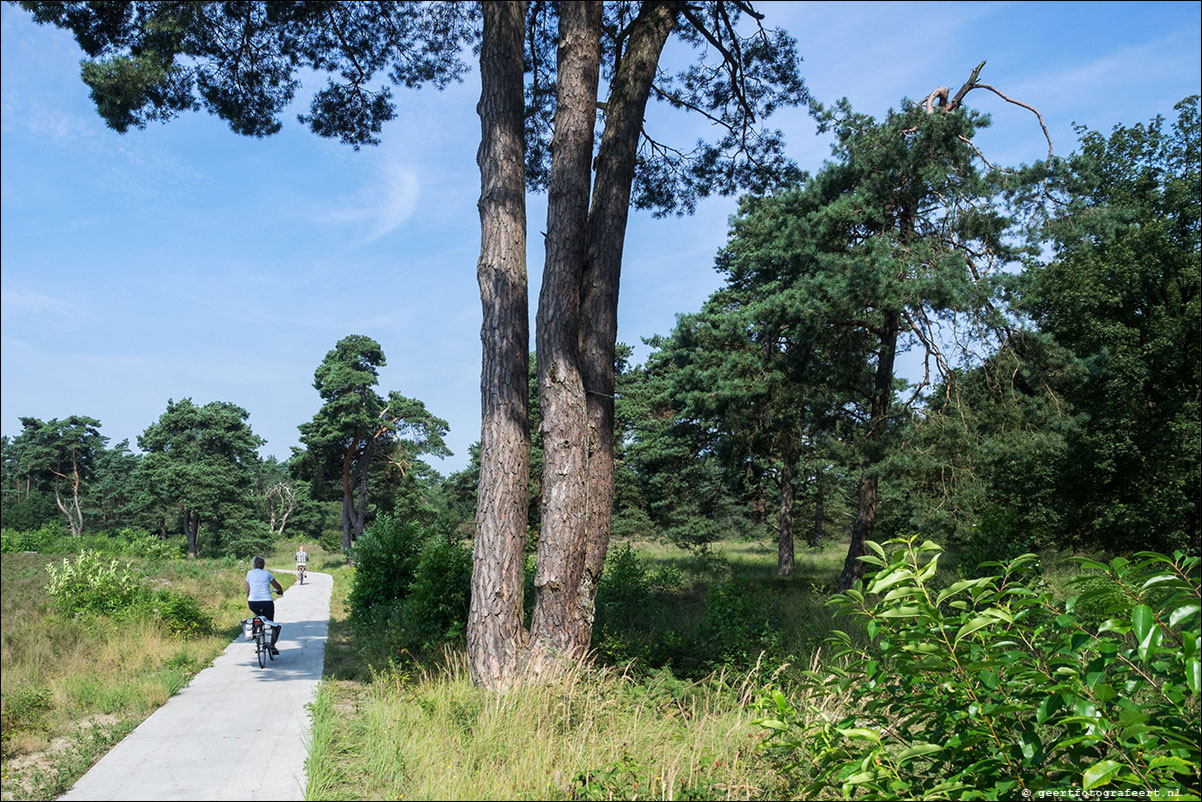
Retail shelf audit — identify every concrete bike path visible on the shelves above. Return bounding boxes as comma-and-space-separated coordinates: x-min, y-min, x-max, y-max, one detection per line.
60, 569, 333, 801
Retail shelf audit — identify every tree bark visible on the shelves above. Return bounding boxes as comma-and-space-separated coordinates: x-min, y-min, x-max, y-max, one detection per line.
186, 509, 200, 558
468, 0, 531, 690
530, 0, 603, 662
811, 489, 824, 550
571, 0, 681, 654
51, 478, 78, 537
341, 441, 355, 550
837, 310, 900, 592
340, 494, 353, 551
778, 448, 796, 577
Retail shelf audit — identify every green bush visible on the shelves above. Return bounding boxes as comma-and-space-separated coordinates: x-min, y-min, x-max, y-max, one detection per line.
45, 551, 150, 617
1, 685, 53, 753
43, 550, 210, 636
595, 544, 653, 625
394, 535, 473, 650
956, 509, 1035, 576
347, 515, 430, 628
151, 589, 212, 637
700, 579, 782, 669
757, 537, 1201, 799
1, 523, 67, 554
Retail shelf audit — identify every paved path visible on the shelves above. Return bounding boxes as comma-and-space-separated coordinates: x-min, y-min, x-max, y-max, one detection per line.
60, 570, 333, 801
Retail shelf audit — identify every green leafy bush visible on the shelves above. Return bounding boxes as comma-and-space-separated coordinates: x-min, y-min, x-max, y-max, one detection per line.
214, 522, 275, 558
757, 537, 1201, 799
394, 534, 473, 649
700, 579, 782, 669
46, 551, 150, 617
151, 589, 212, 636
595, 544, 653, 624
349, 515, 474, 652
1, 524, 67, 554
1, 685, 53, 753
43, 550, 209, 636
347, 514, 427, 627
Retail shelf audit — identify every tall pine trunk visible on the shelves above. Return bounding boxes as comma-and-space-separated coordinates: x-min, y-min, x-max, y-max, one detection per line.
468, 0, 531, 689
186, 509, 200, 558
837, 311, 899, 592
778, 448, 796, 577
530, 0, 602, 661
571, 0, 680, 653
811, 489, 824, 550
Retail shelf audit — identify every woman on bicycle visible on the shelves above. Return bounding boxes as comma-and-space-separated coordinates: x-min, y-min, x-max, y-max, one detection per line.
244, 556, 283, 655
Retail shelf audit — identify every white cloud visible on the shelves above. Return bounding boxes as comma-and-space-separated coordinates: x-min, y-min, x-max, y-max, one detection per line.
321, 158, 421, 243
0, 286, 93, 327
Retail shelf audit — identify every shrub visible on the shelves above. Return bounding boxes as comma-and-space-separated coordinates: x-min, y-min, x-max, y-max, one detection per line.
1, 685, 53, 753
347, 515, 430, 627
700, 579, 782, 669
45, 551, 150, 617
122, 531, 184, 560
1, 524, 67, 554
757, 537, 1201, 799
43, 550, 210, 636
215, 526, 275, 558
595, 544, 652, 625
395, 535, 473, 650
151, 589, 212, 637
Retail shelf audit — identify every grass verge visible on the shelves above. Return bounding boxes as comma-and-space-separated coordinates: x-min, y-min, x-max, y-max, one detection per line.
0, 545, 303, 801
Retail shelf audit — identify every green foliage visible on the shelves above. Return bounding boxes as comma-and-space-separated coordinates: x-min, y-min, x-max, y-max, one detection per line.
1, 527, 185, 559
956, 509, 1037, 577
757, 537, 1201, 799
1, 686, 53, 751
347, 513, 472, 653
43, 550, 210, 635
212, 521, 275, 558
1, 523, 66, 553
296, 335, 451, 547
385, 534, 473, 651
347, 514, 426, 625
700, 579, 784, 669
0, 490, 59, 532
573, 749, 725, 801
136, 398, 265, 555
595, 544, 653, 622
45, 551, 150, 617
149, 589, 212, 637
1017, 97, 1201, 553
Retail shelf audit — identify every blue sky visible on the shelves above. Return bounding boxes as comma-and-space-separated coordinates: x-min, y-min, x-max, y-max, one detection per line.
2, 2, 1199, 473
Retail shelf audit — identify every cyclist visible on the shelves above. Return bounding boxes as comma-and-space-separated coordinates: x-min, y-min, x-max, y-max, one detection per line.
295, 544, 308, 578
244, 556, 283, 655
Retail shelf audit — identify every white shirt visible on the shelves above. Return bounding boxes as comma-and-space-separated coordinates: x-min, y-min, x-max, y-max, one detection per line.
295, 551, 308, 564
246, 568, 275, 602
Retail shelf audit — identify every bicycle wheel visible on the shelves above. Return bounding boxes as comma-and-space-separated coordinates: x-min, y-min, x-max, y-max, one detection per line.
256, 631, 267, 668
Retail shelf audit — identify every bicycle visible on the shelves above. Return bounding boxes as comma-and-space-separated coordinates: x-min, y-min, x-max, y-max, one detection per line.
297, 563, 306, 585
249, 616, 275, 667
243, 589, 282, 669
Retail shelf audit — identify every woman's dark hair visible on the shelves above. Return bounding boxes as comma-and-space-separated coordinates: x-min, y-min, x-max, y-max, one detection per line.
253, 556, 266, 569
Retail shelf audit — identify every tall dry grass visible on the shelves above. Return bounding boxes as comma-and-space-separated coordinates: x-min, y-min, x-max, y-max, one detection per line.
0, 544, 304, 800
307, 652, 793, 800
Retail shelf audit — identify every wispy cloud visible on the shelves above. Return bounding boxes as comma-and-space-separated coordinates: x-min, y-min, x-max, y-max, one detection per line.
0, 286, 92, 326
320, 157, 421, 243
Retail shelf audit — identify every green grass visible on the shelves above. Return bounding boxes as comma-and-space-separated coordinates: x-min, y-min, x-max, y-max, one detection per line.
304, 536, 864, 800
0, 542, 308, 801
